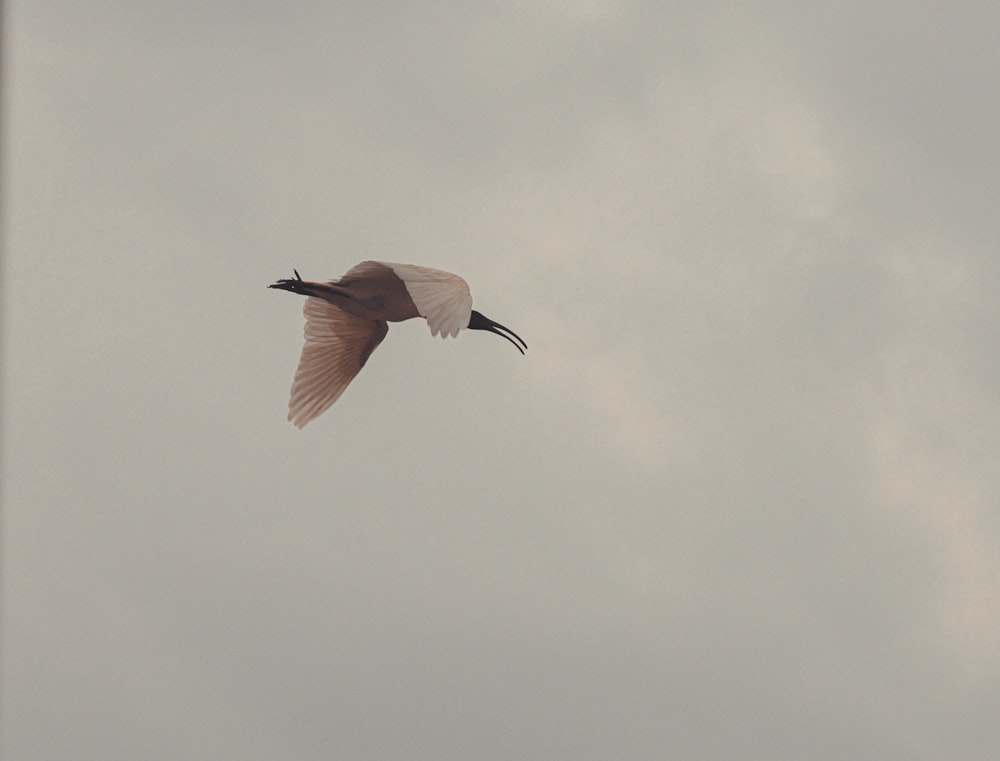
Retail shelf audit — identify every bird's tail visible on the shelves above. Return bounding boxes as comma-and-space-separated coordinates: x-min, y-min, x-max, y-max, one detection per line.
268, 270, 344, 300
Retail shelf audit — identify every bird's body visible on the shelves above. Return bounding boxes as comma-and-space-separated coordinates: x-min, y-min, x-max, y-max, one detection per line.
270, 261, 526, 427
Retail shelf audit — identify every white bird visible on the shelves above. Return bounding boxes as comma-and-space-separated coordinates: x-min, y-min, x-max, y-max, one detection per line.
269, 261, 527, 427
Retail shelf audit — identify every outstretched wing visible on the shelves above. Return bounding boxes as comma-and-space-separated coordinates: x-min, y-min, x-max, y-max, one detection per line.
287, 297, 388, 427
380, 262, 473, 338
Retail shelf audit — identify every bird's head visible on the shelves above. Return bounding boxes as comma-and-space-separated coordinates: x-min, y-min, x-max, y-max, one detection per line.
467, 310, 527, 354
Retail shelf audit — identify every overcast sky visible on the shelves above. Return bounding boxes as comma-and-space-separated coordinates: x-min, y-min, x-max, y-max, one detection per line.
4, 2, 1000, 759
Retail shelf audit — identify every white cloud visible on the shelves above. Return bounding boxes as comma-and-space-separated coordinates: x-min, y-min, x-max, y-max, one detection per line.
477, 74, 847, 475
867, 329, 1000, 675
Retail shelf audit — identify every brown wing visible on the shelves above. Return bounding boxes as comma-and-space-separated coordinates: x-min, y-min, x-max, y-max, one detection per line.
287, 297, 388, 427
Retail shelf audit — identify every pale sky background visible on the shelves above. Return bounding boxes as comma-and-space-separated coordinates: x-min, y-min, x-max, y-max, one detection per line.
3, 2, 1000, 759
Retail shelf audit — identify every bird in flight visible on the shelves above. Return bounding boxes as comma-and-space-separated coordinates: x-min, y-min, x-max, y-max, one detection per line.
270, 261, 527, 427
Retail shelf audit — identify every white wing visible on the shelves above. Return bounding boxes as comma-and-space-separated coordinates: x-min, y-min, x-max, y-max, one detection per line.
287, 297, 387, 427
380, 262, 473, 338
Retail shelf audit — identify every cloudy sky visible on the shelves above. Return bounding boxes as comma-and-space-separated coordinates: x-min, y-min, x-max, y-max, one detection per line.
4, 2, 999, 758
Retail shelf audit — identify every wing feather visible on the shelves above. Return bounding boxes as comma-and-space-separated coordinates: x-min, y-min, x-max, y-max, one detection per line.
380, 262, 473, 338
338, 260, 392, 281
287, 297, 387, 427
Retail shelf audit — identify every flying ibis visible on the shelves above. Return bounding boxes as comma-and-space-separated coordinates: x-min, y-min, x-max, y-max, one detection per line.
270, 261, 527, 427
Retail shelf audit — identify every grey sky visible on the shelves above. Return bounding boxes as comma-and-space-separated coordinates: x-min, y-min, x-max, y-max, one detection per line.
4, 2, 1000, 759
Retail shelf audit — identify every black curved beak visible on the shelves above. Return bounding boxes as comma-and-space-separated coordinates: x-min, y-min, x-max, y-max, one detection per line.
468, 310, 528, 354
